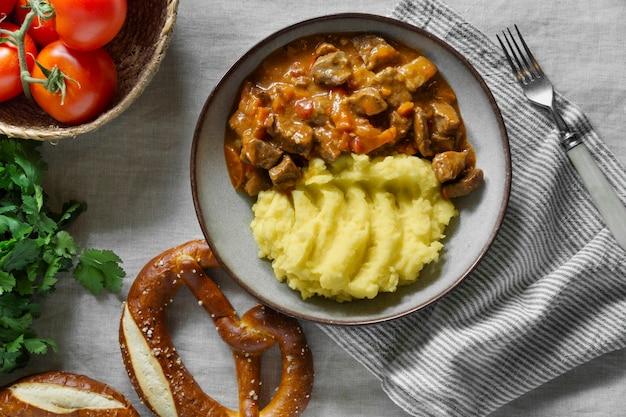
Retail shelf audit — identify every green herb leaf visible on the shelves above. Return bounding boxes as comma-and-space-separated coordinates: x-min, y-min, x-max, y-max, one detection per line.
52, 230, 77, 258
0, 348, 28, 373
24, 337, 57, 355
2, 239, 39, 272
74, 249, 125, 295
0, 271, 16, 295
0, 136, 126, 373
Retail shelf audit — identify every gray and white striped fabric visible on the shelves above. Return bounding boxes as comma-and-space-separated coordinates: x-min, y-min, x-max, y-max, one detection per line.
320, 0, 626, 416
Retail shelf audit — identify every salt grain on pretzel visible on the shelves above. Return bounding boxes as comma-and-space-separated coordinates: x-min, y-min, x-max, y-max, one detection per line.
119, 239, 314, 417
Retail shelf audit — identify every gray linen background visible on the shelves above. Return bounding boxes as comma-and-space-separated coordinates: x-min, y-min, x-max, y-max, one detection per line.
1, 0, 625, 416
322, 1, 626, 416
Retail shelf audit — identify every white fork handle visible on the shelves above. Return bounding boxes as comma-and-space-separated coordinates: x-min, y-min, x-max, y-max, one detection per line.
567, 143, 626, 251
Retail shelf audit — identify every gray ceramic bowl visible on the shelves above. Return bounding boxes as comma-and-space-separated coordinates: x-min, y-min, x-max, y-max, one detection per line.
191, 13, 511, 325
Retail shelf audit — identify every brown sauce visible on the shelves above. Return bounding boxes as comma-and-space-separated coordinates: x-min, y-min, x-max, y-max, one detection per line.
225, 33, 483, 198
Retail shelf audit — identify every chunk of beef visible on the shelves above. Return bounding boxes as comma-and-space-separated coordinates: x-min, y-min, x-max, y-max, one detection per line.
430, 133, 459, 154
373, 67, 412, 107
266, 113, 314, 157
431, 151, 468, 183
350, 66, 376, 89
422, 101, 462, 154
269, 155, 301, 191
244, 168, 272, 196
240, 137, 283, 169
352, 35, 400, 70
313, 125, 346, 163
442, 168, 483, 199
347, 87, 388, 116
364, 57, 436, 108
308, 93, 334, 125
389, 110, 412, 139
311, 51, 352, 86
398, 56, 438, 91
315, 42, 338, 56
413, 106, 433, 157
430, 101, 460, 136
228, 83, 266, 138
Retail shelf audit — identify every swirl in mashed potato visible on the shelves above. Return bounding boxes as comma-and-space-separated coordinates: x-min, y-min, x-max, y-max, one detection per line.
250, 153, 457, 302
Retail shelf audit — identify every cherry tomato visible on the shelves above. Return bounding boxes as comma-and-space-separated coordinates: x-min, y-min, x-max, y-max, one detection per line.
13, 0, 59, 47
50, 0, 126, 50
0, 0, 17, 17
0, 21, 37, 102
30, 40, 117, 124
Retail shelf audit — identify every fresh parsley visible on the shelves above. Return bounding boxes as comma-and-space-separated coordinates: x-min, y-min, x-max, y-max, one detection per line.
0, 136, 126, 373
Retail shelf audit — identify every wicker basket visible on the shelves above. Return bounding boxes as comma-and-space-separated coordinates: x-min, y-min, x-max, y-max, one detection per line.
0, 0, 179, 140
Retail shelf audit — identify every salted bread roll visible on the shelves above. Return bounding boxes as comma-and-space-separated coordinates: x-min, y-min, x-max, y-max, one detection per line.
0, 371, 140, 417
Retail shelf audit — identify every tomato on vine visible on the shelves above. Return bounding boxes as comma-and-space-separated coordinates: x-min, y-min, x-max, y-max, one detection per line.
1, 0, 126, 121
13, 0, 58, 47
0, 21, 37, 102
0, 0, 17, 17
29, 41, 117, 124
51, 0, 126, 50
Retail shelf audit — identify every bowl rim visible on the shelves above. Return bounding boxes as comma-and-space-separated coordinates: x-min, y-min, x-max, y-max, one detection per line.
191, 12, 512, 325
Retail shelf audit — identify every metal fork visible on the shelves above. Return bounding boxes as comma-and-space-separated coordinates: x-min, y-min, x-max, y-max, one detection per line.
498, 25, 626, 250
497, 26, 579, 149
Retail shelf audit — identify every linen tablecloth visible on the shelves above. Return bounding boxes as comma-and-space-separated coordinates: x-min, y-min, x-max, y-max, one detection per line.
2, 0, 626, 416
322, 0, 626, 416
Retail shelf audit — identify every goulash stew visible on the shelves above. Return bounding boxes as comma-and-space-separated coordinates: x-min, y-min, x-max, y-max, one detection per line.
225, 33, 483, 199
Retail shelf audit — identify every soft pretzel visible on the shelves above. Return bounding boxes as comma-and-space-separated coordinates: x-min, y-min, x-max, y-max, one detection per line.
0, 371, 140, 417
119, 239, 314, 417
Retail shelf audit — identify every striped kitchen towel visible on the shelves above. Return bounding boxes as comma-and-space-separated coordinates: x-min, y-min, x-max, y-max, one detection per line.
320, 0, 626, 416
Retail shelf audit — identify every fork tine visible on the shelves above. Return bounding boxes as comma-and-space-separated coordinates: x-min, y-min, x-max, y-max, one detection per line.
512, 25, 543, 78
497, 25, 572, 134
497, 31, 529, 84
496, 33, 521, 82
497, 25, 542, 85
506, 27, 533, 80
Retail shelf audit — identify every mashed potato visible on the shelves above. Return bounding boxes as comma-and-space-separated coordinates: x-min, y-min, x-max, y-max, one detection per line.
250, 153, 457, 302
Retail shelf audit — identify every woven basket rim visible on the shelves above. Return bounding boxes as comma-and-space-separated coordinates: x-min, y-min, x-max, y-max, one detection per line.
0, 0, 180, 141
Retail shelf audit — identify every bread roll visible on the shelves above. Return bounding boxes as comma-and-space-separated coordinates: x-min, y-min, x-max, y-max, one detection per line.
0, 371, 140, 417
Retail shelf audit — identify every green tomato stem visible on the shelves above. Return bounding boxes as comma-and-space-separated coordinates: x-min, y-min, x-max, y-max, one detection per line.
15, 10, 37, 100
3, 1, 57, 102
